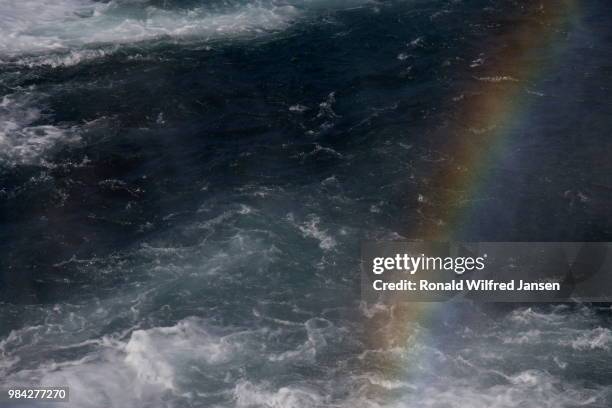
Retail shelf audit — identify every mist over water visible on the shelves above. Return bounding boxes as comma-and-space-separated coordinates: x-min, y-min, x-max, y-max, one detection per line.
1, 1, 612, 407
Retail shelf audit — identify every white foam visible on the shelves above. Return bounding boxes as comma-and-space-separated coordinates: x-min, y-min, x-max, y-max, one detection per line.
12, 48, 115, 68
234, 381, 322, 408
1, 317, 271, 407
268, 318, 331, 362
508, 307, 567, 325
298, 215, 337, 250
474, 75, 519, 83
502, 329, 542, 345
399, 369, 602, 408
124, 317, 242, 392
0, 0, 373, 59
0, 92, 79, 166
568, 327, 612, 351
0, 1, 303, 57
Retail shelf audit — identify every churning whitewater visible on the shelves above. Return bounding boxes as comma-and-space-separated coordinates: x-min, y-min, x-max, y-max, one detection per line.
1, 1, 612, 407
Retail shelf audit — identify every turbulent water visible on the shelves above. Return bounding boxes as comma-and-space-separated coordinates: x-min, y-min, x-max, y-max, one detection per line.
1, 1, 612, 407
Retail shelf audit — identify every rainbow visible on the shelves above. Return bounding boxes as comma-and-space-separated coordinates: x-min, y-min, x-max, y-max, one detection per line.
365, 0, 580, 396
414, 0, 579, 240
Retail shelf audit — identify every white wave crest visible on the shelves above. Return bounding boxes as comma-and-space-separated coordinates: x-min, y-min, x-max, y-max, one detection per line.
0, 92, 79, 166
1, 317, 271, 407
0, 0, 371, 58
0, 0, 300, 56
124, 317, 245, 391
298, 215, 337, 250
234, 381, 322, 408
567, 327, 612, 351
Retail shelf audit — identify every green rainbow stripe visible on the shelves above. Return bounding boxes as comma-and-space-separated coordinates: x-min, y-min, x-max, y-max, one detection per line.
413, 0, 580, 240
365, 0, 581, 391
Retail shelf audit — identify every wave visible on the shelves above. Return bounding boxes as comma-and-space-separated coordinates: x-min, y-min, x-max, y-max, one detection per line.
1, 317, 268, 407
0, 0, 292, 56
0, 92, 80, 167
405, 369, 602, 408
234, 381, 323, 408
0, 0, 371, 58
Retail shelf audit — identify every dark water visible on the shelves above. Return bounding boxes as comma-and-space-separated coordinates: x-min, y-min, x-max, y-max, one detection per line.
1, 1, 612, 407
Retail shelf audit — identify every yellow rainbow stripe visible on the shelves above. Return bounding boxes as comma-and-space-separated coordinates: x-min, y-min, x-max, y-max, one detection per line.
365, 0, 580, 391
415, 0, 579, 240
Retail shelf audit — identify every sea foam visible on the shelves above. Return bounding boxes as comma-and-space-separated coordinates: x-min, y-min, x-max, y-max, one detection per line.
0, 92, 79, 166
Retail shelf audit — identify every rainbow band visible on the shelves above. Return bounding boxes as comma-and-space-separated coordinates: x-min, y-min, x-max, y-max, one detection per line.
414, 0, 579, 240
365, 0, 580, 391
